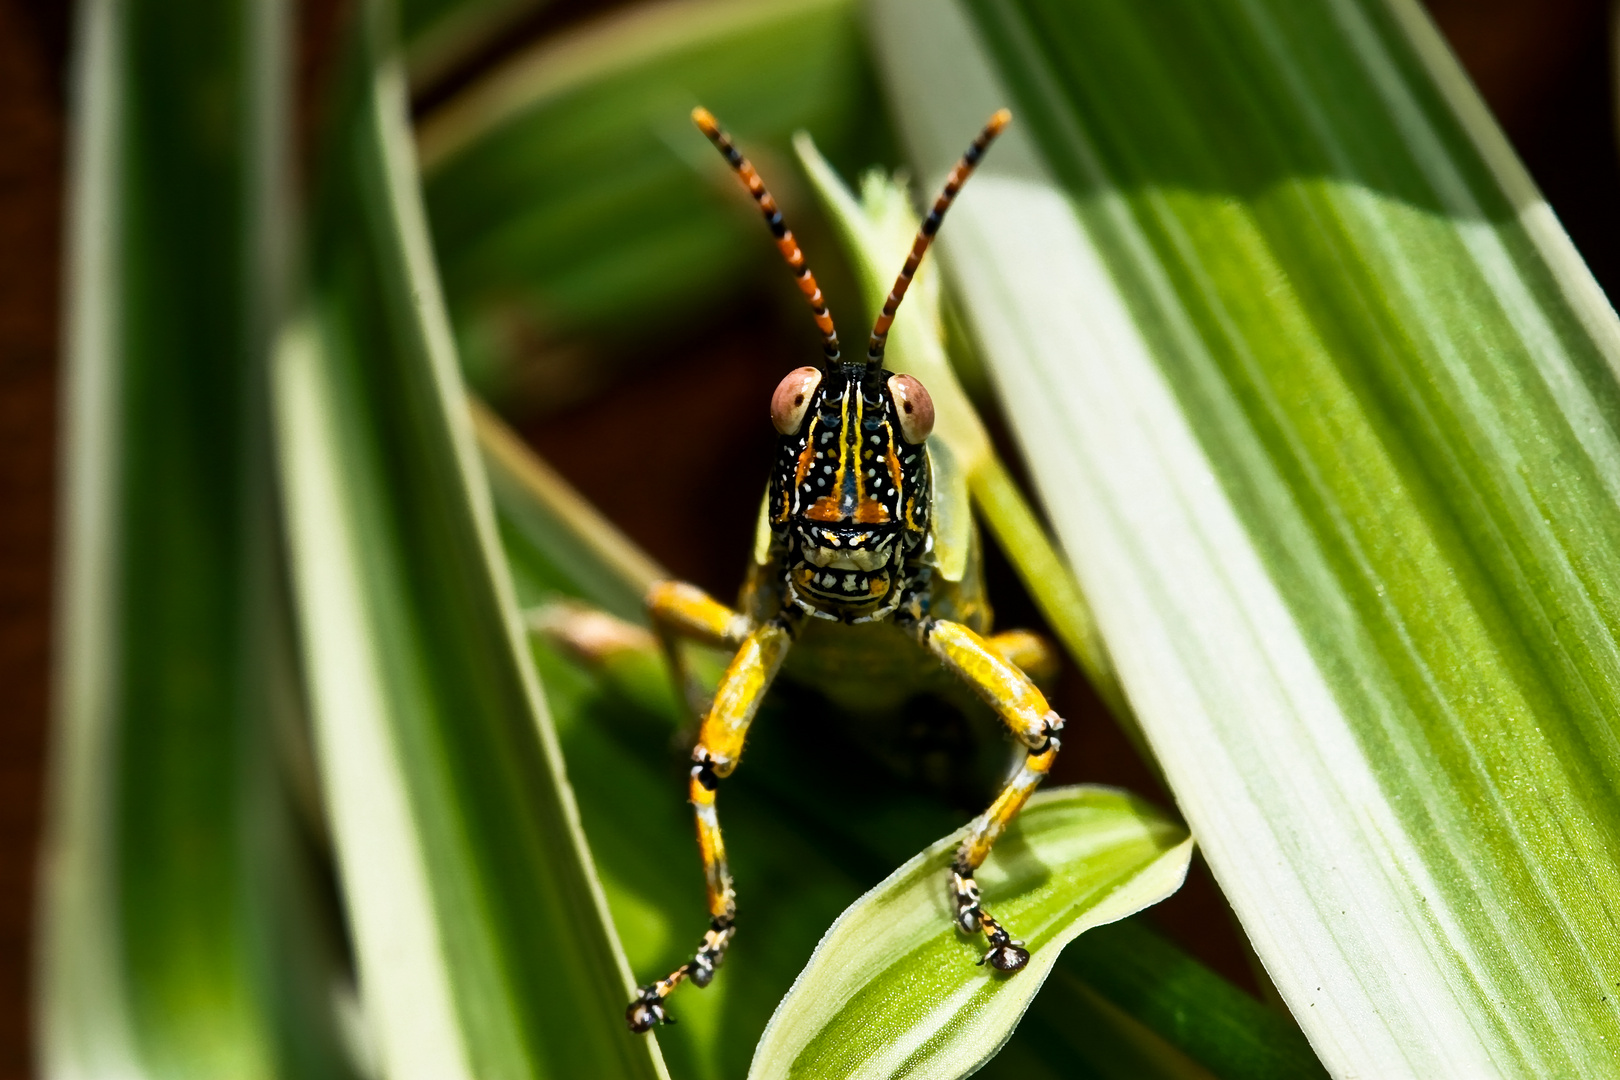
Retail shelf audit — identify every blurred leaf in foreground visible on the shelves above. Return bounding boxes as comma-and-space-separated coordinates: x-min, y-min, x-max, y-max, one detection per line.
41, 0, 358, 1076
272, 2, 668, 1077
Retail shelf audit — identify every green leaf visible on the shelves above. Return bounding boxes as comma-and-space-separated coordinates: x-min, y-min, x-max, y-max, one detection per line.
1039, 920, 1328, 1080
870, 0, 1620, 1073
40, 0, 359, 1076
270, 5, 667, 1077
750, 787, 1193, 1080
416, 0, 882, 398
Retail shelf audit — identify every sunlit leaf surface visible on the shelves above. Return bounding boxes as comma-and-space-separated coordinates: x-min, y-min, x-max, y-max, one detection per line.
871, 0, 1620, 1073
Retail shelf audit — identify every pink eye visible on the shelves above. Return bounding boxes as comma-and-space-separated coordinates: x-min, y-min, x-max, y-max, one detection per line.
771, 366, 822, 435
887, 373, 934, 443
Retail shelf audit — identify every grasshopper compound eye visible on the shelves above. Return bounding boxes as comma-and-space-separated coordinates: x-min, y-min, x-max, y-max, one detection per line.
771, 366, 823, 435
887, 373, 934, 443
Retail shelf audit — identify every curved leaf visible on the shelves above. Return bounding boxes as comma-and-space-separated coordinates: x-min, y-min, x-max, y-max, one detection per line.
750, 787, 1192, 1080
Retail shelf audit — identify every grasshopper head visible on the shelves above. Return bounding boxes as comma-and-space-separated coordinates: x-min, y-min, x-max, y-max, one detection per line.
688, 105, 1007, 619
768, 363, 933, 618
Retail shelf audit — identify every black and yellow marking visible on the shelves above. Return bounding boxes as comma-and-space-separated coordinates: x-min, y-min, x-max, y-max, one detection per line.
866, 109, 1011, 367
626, 107, 1034, 1033
692, 107, 842, 363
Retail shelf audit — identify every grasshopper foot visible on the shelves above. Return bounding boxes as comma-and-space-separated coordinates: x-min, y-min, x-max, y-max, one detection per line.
978, 921, 1030, 972
952, 866, 1028, 972
951, 866, 983, 933
626, 918, 734, 1033
627, 987, 674, 1033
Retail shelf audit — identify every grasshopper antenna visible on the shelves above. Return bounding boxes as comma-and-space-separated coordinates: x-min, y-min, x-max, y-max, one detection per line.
866, 109, 1010, 369
692, 107, 841, 365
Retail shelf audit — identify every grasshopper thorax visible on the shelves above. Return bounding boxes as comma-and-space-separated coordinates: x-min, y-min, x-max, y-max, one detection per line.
769, 363, 933, 621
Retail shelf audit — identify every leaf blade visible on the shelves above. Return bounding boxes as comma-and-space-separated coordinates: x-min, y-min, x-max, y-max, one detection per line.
750, 788, 1192, 1080
870, 0, 1620, 1073
273, 8, 668, 1076
41, 0, 359, 1075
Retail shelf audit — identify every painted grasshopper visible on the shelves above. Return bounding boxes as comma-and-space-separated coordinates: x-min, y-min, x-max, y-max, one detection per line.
623, 108, 1074, 1033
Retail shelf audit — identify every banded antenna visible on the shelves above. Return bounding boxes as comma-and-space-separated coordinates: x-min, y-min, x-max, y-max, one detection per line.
866, 109, 1010, 368
692, 107, 841, 364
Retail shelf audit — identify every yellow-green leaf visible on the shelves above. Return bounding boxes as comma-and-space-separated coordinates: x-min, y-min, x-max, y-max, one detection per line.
751, 788, 1192, 1080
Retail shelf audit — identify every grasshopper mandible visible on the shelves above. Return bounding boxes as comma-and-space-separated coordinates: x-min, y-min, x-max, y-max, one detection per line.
626, 106, 1067, 1033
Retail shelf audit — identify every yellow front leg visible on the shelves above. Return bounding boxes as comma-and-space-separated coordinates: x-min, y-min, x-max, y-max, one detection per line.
922, 618, 1064, 972
626, 618, 794, 1032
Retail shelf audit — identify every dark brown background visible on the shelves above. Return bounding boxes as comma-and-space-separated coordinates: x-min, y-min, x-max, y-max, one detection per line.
2, 0, 1615, 1075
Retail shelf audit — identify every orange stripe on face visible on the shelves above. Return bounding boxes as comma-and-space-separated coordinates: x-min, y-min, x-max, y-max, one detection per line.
793, 440, 814, 487
884, 445, 903, 492
806, 495, 845, 522
854, 497, 890, 524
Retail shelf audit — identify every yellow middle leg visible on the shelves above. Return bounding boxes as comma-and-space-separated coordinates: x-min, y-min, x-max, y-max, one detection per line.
984, 628, 1060, 684
626, 617, 794, 1032
646, 579, 753, 722
922, 618, 1063, 972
